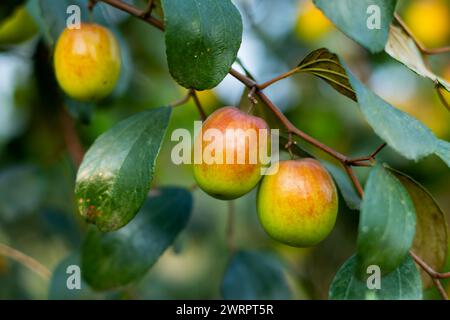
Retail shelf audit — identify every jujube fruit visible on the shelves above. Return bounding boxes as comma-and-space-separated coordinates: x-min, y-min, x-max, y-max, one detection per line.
193, 106, 270, 200
54, 23, 121, 101
257, 158, 338, 247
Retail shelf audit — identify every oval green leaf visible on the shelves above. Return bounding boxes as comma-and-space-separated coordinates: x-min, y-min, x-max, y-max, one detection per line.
313, 0, 397, 53
346, 66, 450, 167
75, 107, 172, 232
221, 250, 291, 300
162, 0, 243, 90
357, 164, 416, 276
390, 169, 448, 288
81, 187, 193, 291
329, 255, 422, 300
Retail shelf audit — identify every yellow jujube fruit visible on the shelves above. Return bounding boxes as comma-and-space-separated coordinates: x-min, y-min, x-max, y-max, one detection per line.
257, 159, 338, 247
54, 23, 121, 102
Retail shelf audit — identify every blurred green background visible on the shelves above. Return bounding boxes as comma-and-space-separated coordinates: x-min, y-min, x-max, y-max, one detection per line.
0, 0, 449, 299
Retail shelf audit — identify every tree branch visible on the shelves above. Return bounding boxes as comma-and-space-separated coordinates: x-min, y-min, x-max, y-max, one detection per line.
0, 243, 51, 281
95, 0, 449, 299
60, 107, 85, 167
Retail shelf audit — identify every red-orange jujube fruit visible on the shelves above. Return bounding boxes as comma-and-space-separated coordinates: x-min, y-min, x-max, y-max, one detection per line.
193, 107, 270, 200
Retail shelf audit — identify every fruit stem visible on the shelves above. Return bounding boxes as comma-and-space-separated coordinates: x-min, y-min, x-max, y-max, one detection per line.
227, 201, 236, 255
0, 243, 51, 281
190, 90, 207, 121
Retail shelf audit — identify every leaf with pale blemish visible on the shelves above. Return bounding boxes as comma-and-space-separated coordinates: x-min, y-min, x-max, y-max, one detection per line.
297, 48, 356, 101
75, 107, 172, 232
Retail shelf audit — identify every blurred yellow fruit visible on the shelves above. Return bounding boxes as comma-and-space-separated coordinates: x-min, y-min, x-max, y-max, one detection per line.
54, 23, 121, 101
404, 0, 450, 48
294, 0, 333, 42
0, 6, 38, 45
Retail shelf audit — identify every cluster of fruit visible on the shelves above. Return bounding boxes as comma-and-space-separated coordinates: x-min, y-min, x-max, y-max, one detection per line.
53, 24, 338, 248
193, 107, 338, 248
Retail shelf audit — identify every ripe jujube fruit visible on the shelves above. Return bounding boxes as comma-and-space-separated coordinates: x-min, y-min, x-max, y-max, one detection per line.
193, 107, 270, 200
257, 158, 338, 247
54, 23, 121, 101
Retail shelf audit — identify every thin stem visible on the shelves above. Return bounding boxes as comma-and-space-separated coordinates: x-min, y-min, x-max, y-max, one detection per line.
258, 67, 300, 90
410, 251, 450, 279
170, 91, 192, 108
98, 0, 164, 30
432, 278, 448, 300
344, 165, 364, 198
0, 243, 51, 281
347, 143, 386, 164
190, 90, 207, 121
436, 84, 450, 112
227, 201, 235, 254
60, 107, 84, 167
142, 0, 154, 18
394, 13, 450, 56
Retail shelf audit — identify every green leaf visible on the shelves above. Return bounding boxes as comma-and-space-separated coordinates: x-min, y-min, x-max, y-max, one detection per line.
75, 107, 172, 232
347, 66, 450, 167
221, 250, 291, 300
0, 0, 25, 22
357, 164, 416, 276
329, 255, 422, 300
0, 165, 46, 222
313, 0, 397, 53
81, 187, 192, 291
161, 0, 243, 90
390, 169, 448, 288
385, 24, 450, 92
297, 48, 356, 101
322, 162, 361, 210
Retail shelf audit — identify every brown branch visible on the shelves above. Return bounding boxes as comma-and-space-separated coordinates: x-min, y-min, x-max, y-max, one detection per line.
95, 1, 450, 299
170, 90, 192, 108
258, 67, 300, 90
98, 0, 164, 30
410, 251, 450, 279
60, 107, 85, 167
190, 90, 207, 121
142, 0, 155, 18
394, 13, 450, 56
432, 278, 449, 300
346, 143, 387, 165
0, 243, 51, 281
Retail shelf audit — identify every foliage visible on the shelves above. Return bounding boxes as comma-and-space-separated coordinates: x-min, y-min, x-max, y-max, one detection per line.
0, 0, 449, 300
